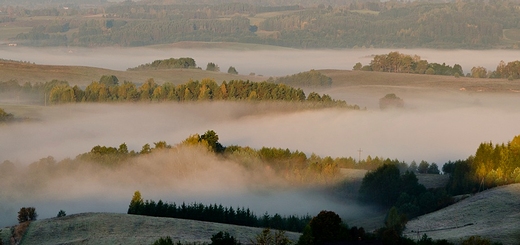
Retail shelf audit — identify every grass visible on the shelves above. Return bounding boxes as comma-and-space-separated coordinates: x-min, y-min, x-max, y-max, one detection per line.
318, 69, 520, 93
4, 61, 520, 92
0, 26, 32, 41
17, 213, 301, 245
404, 183, 520, 244
503, 29, 520, 42
0, 60, 265, 86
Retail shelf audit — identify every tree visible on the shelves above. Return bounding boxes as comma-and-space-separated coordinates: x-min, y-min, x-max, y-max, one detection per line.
211, 231, 240, 245
379, 206, 407, 245
379, 93, 404, 110
359, 164, 402, 206
0, 108, 14, 122
152, 236, 174, 245
228, 66, 238, 74
418, 161, 429, 174
99, 75, 119, 86
57, 210, 66, 217
128, 191, 144, 214
353, 62, 363, 70
18, 207, 37, 223
207, 62, 220, 72
427, 163, 440, 174
308, 211, 344, 245
200, 130, 225, 153
251, 228, 291, 245
471, 66, 488, 78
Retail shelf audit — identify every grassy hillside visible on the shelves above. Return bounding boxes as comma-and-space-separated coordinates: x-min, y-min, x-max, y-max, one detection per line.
319, 70, 520, 93
10, 213, 301, 245
4, 60, 520, 92
404, 183, 520, 244
0, 60, 264, 87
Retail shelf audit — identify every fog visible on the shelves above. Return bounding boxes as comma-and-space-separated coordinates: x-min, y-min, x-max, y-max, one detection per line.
1, 92, 520, 227
2, 46, 520, 229
2, 46, 520, 76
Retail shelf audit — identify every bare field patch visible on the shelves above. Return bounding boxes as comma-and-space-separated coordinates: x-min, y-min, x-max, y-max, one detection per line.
404, 183, 520, 244
19, 213, 301, 245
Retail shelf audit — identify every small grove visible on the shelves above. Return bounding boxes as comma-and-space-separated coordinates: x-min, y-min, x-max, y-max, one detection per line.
355, 51, 520, 80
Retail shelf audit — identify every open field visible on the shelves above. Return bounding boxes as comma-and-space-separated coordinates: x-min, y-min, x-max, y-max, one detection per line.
0, 60, 264, 86
404, 183, 520, 244
3, 59, 520, 92
0, 213, 301, 245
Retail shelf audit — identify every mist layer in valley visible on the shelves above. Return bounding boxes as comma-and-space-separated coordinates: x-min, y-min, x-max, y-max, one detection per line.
1, 90, 520, 227
1, 47, 520, 76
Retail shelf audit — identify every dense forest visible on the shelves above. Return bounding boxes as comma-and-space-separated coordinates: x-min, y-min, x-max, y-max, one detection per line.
3, 0, 520, 49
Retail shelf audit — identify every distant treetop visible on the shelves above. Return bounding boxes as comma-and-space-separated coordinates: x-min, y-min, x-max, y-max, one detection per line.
127, 57, 197, 71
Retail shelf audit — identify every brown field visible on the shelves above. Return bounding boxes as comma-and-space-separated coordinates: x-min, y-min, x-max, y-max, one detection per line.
3, 60, 520, 94
0, 60, 264, 86
404, 183, 520, 244
0, 213, 301, 245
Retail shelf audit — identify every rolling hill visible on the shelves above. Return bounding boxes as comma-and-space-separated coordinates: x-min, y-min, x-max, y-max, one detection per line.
404, 183, 520, 244
0, 60, 264, 87
2, 213, 301, 245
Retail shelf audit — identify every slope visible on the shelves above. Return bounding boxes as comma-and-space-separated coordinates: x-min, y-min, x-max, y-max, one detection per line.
0, 60, 263, 87
14, 213, 301, 245
404, 183, 520, 244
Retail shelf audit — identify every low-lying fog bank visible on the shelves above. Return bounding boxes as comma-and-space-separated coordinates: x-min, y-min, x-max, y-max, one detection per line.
2, 47, 520, 76
1, 92, 519, 227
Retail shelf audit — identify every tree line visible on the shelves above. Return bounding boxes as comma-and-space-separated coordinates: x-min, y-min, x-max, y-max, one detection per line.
353, 51, 464, 76
356, 51, 520, 80
6, 1, 520, 49
442, 135, 520, 195
0, 76, 358, 109
128, 191, 311, 233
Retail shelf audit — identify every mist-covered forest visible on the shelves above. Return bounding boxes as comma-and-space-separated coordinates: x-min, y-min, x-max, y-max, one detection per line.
2, 0, 520, 49
3, 0, 520, 244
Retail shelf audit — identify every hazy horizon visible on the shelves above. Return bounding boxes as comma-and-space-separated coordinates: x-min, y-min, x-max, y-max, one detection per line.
1, 46, 520, 77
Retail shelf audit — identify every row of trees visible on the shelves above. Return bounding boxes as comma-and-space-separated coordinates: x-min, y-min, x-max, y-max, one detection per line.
128, 191, 312, 233
0, 76, 357, 108
440, 134, 520, 195
356, 51, 520, 80
354, 51, 464, 76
